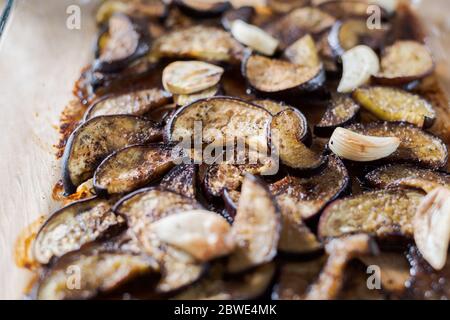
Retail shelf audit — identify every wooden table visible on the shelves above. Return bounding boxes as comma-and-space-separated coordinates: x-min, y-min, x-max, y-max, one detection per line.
0, 0, 448, 299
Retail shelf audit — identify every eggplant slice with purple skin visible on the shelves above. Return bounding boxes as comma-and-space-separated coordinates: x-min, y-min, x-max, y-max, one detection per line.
62, 115, 162, 194
160, 164, 198, 199
373, 40, 435, 86
93, 13, 150, 74
84, 88, 172, 121
271, 108, 324, 171
264, 6, 336, 49
37, 242, 160, 300
318, 189, 424, 240
33, 197, 125, 265
353, 86, 436, 128
166, 96, 272, 151
242, 54, 326, 97
175, 0, 231, 18
314, 94, 360, 137
327, 19, 389, 58
270, 155, 350, 220
93, 144, 175, 195
346, 122, 448, 169
175, 262, 276, 300
227, 175, 281, 274
364, 164, 450, 190
152, 26, 244, 63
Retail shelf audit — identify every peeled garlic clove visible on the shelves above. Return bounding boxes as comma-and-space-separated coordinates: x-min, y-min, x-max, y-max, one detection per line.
151, 210, 235, 262
337, 45, 380, 93
414, 187, 450, 270
329, 127, 400, 162
162, 61, 224, 95
230, 19, 279, 56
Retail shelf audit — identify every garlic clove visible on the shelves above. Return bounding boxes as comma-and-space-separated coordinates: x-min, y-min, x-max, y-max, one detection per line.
414, 187, 450, 270
230, 19, 279, 56
329, 127, 400, 162
337, 45, 380, 93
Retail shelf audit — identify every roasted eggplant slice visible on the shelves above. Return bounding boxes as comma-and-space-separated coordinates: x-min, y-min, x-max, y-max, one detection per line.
318, 189, 424, 239
204, 147, 277, 198
353, 87, 435, 128
227, 175, 280, 273
267, 0, 310, 14
62, 115, 162, 194
166, 97, 272, 151
271, 108, 323, 170
96, 0, 167, 24
252, 99, 288, 116
162, 61, 224, 95
314, 94, 360, 137
33, 197, 124, 265
318, 0, 389, 20
277, 196, 322, 255
346, 122, 448, 169
265, 7, 335, 49
221, 6, 255, 31
328, 19, 388, 57
94, 13, 150, 73
152, 26, 244, 63
270, 155, 350, 220
175, 262, 276, 300
373, 41, 435, 85
160, 164, 197, 198
272, 257, 326, 300
175, 0, 231, 18
243, 54, 325, 96
283, 34, 321, 68
84, 88, 172, 121
93, 144, 174, 195
37, 243, 159, 300
222, 188, 240, 217
365, 164, 450, 190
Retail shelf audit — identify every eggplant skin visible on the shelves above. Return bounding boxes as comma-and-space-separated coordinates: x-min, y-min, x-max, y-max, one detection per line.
175, 0, 231, 18
62, 115, 162, 195
33, 197, 125, 265
159, 164, 197, 199
346, 122, 448, 169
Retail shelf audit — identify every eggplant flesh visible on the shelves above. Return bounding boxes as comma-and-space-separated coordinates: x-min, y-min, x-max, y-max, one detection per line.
37, 244, 159, 300
227, 175, 280, 273
33, 197, 124, 265
94, 13, 150, 73
265, 7, 335, 49
314, 94, 360, 137
173, 84, 220, 107
319, 189, 424, 239
252, 99, 288, 116
353, 87, 435, 128
94, 144, 174, 195
62, 115, 162, 194
175, 263, 275, 300
346, 122, 448, 169
166, 97, 272, 151
152, 26, 243, 63
270, 155, 349, 220
318, 0, 389, 20
243, 54, 325, 96
267, 0, 310, 14
365, 164, 450, 190
160, 164, 197, 199
283, 34, 322, 68
374, 41, 435, 85
271, 108, 322, 171
84, 88, 172, 121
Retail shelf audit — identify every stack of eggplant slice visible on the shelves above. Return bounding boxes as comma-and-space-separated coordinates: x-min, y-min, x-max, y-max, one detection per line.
28, 0, 450, 300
